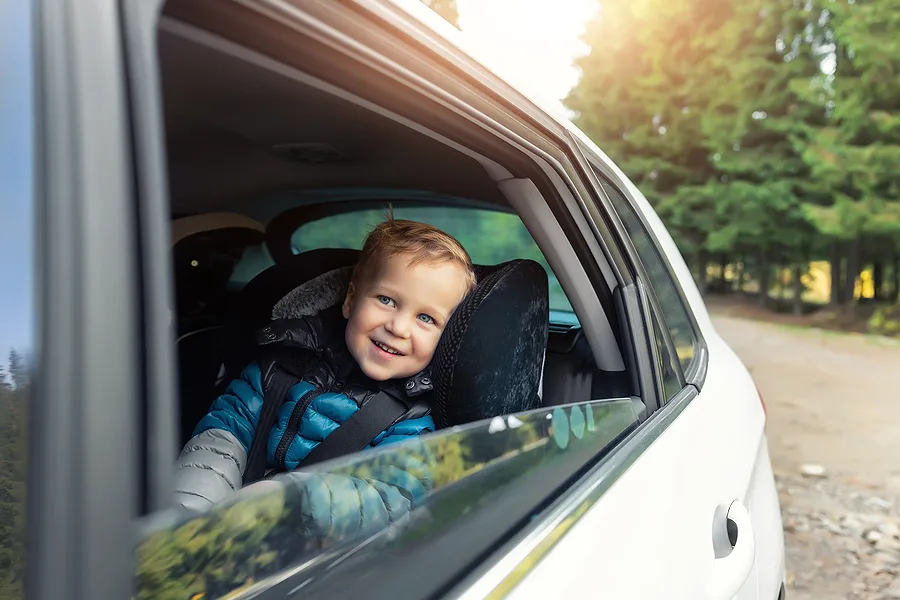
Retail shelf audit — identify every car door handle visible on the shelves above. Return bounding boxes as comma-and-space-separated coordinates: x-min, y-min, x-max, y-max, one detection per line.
707, 500, 756, 599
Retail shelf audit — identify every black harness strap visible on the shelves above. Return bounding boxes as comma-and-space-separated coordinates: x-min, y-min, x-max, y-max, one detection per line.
301, 392, 409, 467
242, 362, 299, 486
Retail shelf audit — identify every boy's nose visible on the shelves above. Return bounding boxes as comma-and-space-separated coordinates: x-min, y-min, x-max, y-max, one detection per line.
386, 314, 412, 339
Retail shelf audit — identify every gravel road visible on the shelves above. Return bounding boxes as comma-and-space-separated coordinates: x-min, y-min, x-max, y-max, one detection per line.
714, 315, 900, 599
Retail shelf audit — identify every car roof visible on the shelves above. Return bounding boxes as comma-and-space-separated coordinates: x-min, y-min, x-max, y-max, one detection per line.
387, 1, 583, 122
378, 0, 631, 193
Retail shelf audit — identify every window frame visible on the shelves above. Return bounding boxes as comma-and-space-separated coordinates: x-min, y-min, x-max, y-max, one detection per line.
119, 1, 686, 599
30, 0, 143, 598
596, 176, 699, 381
573, 141, 709, 390
645, 290, 688, 403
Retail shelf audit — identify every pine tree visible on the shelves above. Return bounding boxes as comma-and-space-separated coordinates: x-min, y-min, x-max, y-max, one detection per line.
797, 0, 900, 305
7, 351, 26, 391
567, 0, 737, 284
699, 0, 827, 310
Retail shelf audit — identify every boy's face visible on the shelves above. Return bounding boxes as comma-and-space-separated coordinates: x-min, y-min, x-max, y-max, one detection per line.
342, 252, 470, 381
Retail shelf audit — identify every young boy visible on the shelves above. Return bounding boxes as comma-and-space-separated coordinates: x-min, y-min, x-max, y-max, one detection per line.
173, 217, 477, 514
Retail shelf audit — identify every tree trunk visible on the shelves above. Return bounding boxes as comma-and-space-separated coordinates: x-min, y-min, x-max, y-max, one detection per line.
894, 252, 900, 303
758, 248, 770, 308
778, 266, 787, 302
793, 263, 805, 316
830, 241, 843, 306
719, 254, 728, 290
735, 261, 745, 293
696, 249, 708, 296
873, 260, 885, 302
846, 237, 861, 307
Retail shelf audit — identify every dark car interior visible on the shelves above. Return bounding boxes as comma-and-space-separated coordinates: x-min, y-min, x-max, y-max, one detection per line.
158, 8, 633, 447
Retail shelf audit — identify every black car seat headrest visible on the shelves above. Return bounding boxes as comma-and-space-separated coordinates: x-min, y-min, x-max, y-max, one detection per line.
171, 213, 265, 320
267, 258, 549, 428
222, 248, 361, 377
171, 213, 267, 444
431, 259, 548, 427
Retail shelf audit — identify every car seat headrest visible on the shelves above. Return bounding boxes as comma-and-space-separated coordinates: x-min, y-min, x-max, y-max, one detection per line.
431, 259, 548, 428
223, 248, 360, 376
272, 266, 353, 319
269, 258, 549, 428
171, 214, 266, 317
171, 213, 265, 245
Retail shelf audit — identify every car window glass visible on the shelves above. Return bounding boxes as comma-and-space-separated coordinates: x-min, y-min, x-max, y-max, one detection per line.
291, 207, 575, 316
135, 399, 639, 599
650, 305, 683, 401
228, 241, 275, 287
596, 177, 697, 370
0, 3, 35, 597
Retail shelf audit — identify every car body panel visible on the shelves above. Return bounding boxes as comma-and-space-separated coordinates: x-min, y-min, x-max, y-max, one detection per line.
506, 331, 772, 600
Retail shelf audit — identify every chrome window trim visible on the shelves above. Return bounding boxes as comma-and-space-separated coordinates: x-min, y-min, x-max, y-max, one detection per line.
452, 384, 700, 599
685, 343, 709, 387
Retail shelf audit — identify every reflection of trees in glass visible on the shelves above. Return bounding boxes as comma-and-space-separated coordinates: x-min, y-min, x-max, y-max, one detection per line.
292, 207, 573, 312
135, 401, 637, 600
0, 350, 28, 600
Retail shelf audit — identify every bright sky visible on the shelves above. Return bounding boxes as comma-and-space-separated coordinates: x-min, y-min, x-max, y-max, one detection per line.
457, 0, 598, 114
0, 0, 35, 359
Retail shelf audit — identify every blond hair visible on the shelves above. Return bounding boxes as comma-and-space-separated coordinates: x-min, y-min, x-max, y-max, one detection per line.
352, 210, 477, 293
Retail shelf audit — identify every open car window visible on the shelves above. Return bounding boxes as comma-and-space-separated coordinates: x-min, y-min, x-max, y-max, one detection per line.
136, 398, 639, 599
290, 206, 575, 317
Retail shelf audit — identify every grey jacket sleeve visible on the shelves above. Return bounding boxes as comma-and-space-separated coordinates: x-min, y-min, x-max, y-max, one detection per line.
172, 361, 266, 511
173, 428, 247, 512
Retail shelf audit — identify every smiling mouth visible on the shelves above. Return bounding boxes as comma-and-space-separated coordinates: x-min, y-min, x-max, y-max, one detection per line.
371, 339, 404, 356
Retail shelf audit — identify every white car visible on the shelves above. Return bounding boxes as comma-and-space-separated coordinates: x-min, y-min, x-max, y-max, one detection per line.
5, 0, 784, 599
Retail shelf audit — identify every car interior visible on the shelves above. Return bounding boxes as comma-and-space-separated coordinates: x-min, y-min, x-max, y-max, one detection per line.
158, 6, 636, 448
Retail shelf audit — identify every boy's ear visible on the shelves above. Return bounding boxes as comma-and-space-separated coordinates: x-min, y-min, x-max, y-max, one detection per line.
341, 282, 355, 319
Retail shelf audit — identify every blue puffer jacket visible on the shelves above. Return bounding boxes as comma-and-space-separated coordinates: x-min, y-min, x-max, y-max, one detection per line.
173, 307, 436, 533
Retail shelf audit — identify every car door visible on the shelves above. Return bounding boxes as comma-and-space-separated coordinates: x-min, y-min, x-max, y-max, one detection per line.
490, 145, 769, 599
591, 153, 780, 600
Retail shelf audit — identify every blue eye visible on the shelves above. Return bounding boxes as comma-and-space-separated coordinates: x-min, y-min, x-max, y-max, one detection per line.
377, 295, 395, 307
417, 314, 435, 325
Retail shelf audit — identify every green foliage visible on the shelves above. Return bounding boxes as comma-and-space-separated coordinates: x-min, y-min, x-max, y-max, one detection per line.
868, 305, 900, 336
0, 351, 28, 600
567, 0, 900, 303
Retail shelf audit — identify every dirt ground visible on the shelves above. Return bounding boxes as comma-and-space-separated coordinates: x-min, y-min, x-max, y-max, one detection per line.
712, 313, 900, 599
